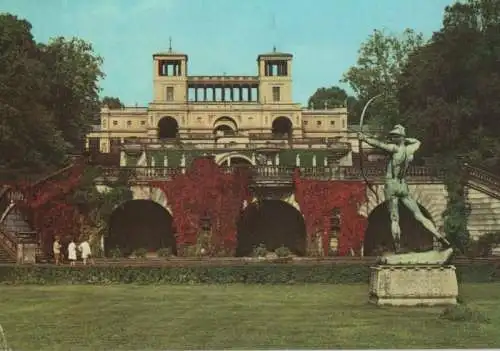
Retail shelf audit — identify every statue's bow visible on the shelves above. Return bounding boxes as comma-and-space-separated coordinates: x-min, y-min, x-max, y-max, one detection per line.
358, 94, 382, 202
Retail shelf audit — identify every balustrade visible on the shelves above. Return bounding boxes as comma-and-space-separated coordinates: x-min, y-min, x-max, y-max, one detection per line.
97, 165, 444, 181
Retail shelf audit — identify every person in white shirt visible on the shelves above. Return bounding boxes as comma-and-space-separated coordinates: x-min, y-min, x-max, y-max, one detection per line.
78, 239, 93, 266
68, 239, 77, 266
53, 237, 61, 265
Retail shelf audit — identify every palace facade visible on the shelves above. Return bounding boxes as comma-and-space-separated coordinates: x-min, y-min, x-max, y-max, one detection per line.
85, 47, 369, 168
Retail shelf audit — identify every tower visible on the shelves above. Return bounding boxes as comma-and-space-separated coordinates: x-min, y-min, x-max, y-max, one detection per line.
257, 47, 293, 104
152, 40, 188, 103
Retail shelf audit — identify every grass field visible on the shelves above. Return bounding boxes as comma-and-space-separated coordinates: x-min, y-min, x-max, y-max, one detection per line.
0, 283, 499, 350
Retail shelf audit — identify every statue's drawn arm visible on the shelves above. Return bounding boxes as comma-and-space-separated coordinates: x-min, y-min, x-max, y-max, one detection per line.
361, 136, 397, 153
404, 138, 421, 154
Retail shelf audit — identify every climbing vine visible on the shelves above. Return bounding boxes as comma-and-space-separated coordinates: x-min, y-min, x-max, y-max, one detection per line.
293, 169, 368, 255
10, 156, 369, 257
70, 166, 133, 253
152, 157, 252, 255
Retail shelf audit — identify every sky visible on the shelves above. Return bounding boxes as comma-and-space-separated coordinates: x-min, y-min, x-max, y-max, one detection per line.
1, 0, 456, 106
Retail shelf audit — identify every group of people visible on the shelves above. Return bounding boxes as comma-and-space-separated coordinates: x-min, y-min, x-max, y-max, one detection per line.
53, 237, 94, 265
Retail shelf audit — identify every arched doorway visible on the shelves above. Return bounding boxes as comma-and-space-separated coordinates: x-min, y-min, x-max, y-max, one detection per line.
271, 116, 292, 138
158, 116, 179, 139
220, 156, 253, 167
236, 199, 306, 256
213, 116, 237, 136
106, 199, 177, 257
363, 201, 435, 255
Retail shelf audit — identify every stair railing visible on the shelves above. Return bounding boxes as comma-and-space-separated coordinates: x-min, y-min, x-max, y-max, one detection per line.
0, 229, 18, 261
463, 163, 500, 198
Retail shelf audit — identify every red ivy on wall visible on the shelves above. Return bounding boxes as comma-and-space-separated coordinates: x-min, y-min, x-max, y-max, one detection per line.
152, 157, 252, 253
12, 161, 85, 255
293, 169, 368, 256
4, 156, 370, 257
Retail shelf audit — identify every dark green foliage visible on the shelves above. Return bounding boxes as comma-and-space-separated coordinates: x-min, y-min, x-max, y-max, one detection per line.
466, 232, 500, 257
252, 243, 267, 257
133, 248, 147, 259
101, 96, 124, 109
69, 165, 133, 237
0, 14, 104, 174
438, 157, 471, 252
0, 262, 497, 285
275, 245, 291, 258
157, 247, 172, 258
398, 0, 500, 170
109, 247, 123, 259
342, 28, 424, 131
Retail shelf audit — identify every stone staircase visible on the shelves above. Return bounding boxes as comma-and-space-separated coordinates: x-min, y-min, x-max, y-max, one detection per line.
0, 244, 15, 263
464, 164, 500, 240
0, 186, 40, 263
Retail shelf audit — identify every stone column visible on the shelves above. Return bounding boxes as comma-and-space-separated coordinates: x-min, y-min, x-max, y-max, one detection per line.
248, 85, 252, 101
194, 86, 198, 102
230, 85, 234, 101
221, 85, 226, 101
203, 86, 207, 101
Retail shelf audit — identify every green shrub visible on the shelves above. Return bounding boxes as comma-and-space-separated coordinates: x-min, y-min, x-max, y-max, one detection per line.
440, 304, 490, 323
252, 243, 267, 258
0, 261, 498, 285
465, 232, 500, 258
275, 245, 291, 258
133, 248, 147, 259
157, 248, 172, 258
184, 245, 199, 257
109, 247, 123, 259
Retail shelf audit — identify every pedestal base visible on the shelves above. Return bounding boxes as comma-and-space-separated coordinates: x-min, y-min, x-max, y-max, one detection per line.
369, 265, 458, 306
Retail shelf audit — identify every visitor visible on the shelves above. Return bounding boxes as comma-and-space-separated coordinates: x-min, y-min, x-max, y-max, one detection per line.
53, 237, 62, 265
68, 239, 77, 266
78, 239, 93, 266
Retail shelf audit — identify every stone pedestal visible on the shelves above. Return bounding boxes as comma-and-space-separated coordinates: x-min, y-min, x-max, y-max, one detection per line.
369, 265, 458, 306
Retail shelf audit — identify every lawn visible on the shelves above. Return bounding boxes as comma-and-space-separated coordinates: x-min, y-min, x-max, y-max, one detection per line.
0, 283, 498, 350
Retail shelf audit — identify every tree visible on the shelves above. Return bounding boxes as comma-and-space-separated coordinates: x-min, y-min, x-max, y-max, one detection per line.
308, 86, 347, 109
342, 29, 424, 131
0, 14, 67, 173
397, 0, 500, 165
0, 14, 105, 176
307, 86, 361, 124
41, 37, 105, 153
101, 96, 124, 109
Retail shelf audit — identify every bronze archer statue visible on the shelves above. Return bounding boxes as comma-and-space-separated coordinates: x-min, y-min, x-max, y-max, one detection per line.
358, 124, 451, 254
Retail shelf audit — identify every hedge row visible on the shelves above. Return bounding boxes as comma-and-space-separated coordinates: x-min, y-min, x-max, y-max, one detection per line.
0, 262, 498, 285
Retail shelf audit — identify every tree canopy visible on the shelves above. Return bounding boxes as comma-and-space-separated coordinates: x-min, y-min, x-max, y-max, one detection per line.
342, 28, 424, 131
307, 86, 361, 124
101, 96, 124, 109
397, 0, 500, 168
0, 14, 104, 176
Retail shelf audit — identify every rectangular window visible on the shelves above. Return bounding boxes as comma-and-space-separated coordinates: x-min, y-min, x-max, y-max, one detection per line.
272, 87, 280, 102
166, 87, 174, 101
